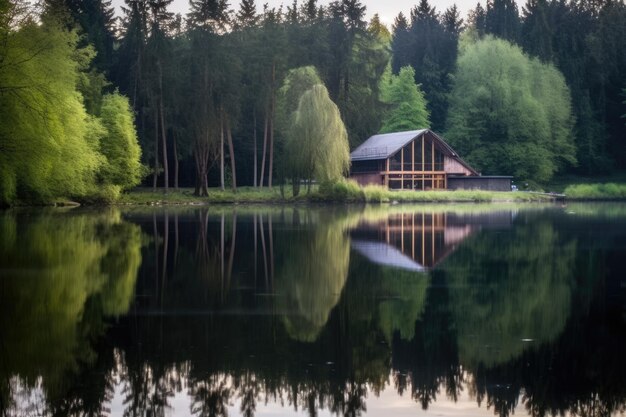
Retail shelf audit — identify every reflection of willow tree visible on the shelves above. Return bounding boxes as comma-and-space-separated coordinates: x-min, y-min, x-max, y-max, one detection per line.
444, 219, 577, 369
0, 209, 143, 414
275, 209, 351, 343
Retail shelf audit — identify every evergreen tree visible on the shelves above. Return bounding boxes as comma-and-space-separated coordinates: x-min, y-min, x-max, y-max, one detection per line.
442, 4, 463, 35
380, 66, 430, 133
236, 0, 257, 27
485, 0, 520, 42
393, 0, 457, 131
467, 2, 487, 36
391, 12, 411, 73
521, 0, 553, 62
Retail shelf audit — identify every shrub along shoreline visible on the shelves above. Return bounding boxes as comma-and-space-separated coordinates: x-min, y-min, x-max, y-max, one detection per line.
6, 181, 626, 208
113, 183, 558, 206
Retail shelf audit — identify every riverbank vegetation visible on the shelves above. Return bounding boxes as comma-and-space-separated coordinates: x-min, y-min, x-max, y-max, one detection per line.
116, 182, 557, 205
0, 0, 624, 206
564, 183, 626, 200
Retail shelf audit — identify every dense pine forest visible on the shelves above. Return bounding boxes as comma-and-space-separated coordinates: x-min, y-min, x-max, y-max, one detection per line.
0, 0, 625, 205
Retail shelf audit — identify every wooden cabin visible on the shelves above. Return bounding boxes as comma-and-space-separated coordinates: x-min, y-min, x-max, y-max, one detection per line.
350, 129, 512, 191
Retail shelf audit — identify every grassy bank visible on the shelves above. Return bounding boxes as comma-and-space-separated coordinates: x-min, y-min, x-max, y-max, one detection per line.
117, 183, 558, 206
564, 183, 626, 200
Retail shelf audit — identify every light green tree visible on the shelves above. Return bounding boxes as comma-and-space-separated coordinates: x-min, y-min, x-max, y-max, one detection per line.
0, 16, 103, 204
278, 66, 350, 195
98, 92, 145, 195
288, 84, 350, 190
445, 36, 576, 183
379, 65, 431, 133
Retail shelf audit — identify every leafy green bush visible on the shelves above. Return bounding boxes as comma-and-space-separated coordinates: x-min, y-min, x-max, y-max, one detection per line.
363, 185, 390, 203
317, 180, 365, 202
564, 183, 626, 199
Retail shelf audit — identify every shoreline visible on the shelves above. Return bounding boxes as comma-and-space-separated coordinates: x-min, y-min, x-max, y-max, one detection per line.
6, 185, 626, 209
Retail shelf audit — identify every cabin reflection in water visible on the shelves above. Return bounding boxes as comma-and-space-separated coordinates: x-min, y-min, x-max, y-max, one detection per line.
350, 211, 514, 270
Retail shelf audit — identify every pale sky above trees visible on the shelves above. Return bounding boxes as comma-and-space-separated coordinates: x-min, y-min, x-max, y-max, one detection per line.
110, 0, 523, 25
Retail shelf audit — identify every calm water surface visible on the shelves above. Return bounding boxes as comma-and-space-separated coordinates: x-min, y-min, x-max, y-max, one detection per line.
1, 203, 626, 417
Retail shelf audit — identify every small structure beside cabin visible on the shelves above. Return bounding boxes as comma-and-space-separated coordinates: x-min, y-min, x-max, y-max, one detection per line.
350, 129, 512, 191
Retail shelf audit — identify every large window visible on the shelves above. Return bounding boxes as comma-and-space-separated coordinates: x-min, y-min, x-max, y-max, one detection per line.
352, 159, 382, 173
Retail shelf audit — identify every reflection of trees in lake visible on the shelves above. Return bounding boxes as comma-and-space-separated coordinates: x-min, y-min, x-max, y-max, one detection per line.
444, 219, 577, 368
0, 209, 143, 414
275, 209, 351, 342
3, 207, 626, 417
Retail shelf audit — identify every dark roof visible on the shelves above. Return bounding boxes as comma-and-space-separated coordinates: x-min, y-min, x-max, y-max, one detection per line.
350, 130, 427, 161
350, 129, 478, 175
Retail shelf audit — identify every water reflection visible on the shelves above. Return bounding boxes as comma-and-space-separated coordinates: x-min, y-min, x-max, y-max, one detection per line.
1, 205, 626, 416
0, 209, 143, 415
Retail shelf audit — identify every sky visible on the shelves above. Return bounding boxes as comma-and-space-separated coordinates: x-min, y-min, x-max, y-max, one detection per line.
109, 0, 509, 27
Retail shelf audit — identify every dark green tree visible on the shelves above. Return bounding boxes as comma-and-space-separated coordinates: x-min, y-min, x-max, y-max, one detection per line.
485, 0, 520, 42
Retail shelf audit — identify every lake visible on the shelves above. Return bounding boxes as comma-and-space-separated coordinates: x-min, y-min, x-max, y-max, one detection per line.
1, 203, 625, 416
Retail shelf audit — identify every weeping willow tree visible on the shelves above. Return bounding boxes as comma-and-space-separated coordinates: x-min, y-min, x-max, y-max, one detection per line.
285, 84, 350, 195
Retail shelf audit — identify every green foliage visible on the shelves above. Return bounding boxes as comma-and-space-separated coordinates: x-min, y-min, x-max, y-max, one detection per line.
0, 7, 142, 206
280, 73, 350, 191
391, 0, 460, 130
379, 65, 430, 133
98, 93, 145, 191
0, 18, 103, 205
317, 179, 365, 201
445, 36, 576, 183
278, 66, 324, 120
564, 183, 626, 200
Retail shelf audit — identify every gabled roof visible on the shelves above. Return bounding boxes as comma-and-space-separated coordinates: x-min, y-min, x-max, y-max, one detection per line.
350, 129, 479, 175
351, 129, 427, 161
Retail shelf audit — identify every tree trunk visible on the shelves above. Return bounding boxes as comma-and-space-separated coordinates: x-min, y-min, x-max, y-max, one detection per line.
259, 109, 269, 188
173, 131, 179, 190
220, 110, 225, 191
153, 105, 159, 191
158, 62, 169, 194
160, 100, 169, 194
193, 151, 200, 196
253, 111, 257, 188
268, 62, 276, 189
226, 116, 237, 191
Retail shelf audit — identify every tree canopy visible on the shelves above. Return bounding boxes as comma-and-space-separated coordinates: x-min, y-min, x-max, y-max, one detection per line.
379, 65, 430, 133
445, 36, 576, 183
0, 4, 143, 205
1, 0, 626, 204
281, 71, 350, 194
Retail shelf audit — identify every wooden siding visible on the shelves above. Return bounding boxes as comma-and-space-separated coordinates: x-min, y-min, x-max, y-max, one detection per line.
447, 176, 512, 191
444, 156, 474, 176
351, 173, 383, 186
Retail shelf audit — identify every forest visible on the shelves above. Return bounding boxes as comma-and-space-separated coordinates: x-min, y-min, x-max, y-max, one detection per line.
0, 0, 625, 205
